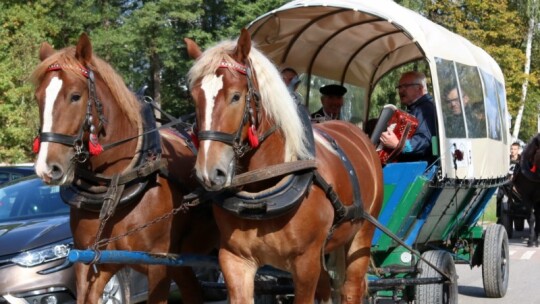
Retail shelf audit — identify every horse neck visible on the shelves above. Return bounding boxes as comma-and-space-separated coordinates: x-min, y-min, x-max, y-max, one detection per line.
87, 97, 142, 175
242, 121, 287, 171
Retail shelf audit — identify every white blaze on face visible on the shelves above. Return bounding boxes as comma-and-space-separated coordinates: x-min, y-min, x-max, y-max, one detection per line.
35, 77, 63, 177
199, 73, 223, 177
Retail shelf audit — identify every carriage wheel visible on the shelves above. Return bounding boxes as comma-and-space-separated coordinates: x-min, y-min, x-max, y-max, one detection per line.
415, 250, 457, 304
102, 268, 130, 304
482, 224, 509, 298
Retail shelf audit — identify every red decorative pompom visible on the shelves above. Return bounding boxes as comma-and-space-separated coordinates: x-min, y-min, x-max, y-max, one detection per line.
32, 136, 40, 154
190, 132, 199, 150
531, 164, 537, 173
248, 125, 259, 148
89, 134, 103, 156
453, 149, 463, 161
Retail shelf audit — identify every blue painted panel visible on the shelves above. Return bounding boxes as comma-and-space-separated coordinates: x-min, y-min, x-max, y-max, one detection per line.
372, 162, 427, 245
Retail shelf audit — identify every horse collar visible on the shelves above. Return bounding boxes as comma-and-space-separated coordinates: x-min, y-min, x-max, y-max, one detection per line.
212, 111, 316, 219
60, 100, 163, 212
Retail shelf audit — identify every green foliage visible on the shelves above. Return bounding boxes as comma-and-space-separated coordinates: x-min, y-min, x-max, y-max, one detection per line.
0, 0, 537, 163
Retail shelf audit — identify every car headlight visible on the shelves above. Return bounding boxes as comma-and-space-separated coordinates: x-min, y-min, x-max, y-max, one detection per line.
11, 243, 72, 267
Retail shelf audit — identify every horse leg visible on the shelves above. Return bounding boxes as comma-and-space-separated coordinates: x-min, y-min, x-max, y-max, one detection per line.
290, 246, 323, 304
74, 263, 118, 304
145, 264, 174, 304
527, 204, 537, 247
317, 246, 346, 303
170, 266, 204, 303
534, 206, 540, 247
219, 248, 257, 304
341, 222, 376, 303
316, 269, 333, 304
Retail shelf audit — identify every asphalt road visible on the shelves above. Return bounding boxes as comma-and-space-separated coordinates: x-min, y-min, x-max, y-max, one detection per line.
457, 225, 540, 304
168, 224, 539, 304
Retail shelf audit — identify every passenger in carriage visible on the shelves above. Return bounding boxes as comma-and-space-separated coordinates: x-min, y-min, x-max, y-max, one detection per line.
281, 67, 304, 106
443, 86, 475, 138
379, 71, 437, 163
311, 84, 346, 121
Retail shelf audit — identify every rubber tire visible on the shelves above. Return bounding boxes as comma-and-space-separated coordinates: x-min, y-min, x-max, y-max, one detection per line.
102, 268, 130, 304
482, 224, 510, 298
415, 250, 457, 304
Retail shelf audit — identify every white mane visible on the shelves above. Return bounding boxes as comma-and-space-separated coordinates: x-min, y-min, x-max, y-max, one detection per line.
188, 40, 312, 161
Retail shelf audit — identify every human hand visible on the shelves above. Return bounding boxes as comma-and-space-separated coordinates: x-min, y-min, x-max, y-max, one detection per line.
379, 128, 399, 149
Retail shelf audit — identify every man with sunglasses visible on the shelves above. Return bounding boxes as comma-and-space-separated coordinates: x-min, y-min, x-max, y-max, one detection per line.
379, 71, 437, 162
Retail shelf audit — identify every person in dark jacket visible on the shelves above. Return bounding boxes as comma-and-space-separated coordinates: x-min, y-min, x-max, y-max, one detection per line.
379, 71, 437, 162
311, 84, 347, 121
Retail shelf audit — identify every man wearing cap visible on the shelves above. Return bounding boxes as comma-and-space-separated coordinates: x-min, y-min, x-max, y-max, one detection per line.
311, 84, 347, 121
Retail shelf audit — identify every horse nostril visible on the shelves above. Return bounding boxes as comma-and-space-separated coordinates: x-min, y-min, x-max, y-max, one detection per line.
50, 164, 64, 180
212, 169, 228, 187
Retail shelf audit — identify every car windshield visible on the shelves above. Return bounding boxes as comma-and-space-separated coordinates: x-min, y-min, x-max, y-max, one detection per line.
0, 177, 69, 221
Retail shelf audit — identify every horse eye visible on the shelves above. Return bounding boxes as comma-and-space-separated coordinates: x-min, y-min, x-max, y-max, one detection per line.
231, 93, 242, 103
71, 94, 81, 102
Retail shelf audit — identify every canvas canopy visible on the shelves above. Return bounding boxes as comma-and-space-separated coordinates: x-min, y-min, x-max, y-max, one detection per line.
247, 0, 510, 182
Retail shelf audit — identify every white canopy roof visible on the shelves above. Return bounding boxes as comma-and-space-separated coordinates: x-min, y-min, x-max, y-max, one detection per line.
247, 0, 504, 88
247, 0, 509, 181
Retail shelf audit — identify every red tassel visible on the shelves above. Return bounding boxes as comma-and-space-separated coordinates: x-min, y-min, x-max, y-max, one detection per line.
32, 136, 40, 154
89, 134, 103, 156
531, 164, 537, 173
248, 125, 259, 148
190, 132, 199, 150
454, 149, 463, 161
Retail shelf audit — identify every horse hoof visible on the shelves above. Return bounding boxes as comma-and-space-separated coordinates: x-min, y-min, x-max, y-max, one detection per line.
527, 241, 534, 247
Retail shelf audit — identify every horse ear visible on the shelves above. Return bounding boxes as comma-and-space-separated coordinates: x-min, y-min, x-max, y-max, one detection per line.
184, 38, 202, 60
39, 42, 55, 61
233, 28, 252, 63
75, 33, 93, 65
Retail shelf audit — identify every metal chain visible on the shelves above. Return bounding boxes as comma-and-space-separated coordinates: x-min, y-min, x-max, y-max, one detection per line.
91, 197, 201, 249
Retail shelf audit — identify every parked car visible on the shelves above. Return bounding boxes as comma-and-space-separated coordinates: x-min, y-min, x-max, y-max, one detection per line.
0, 166, 34, 185
0, 175, 156, 304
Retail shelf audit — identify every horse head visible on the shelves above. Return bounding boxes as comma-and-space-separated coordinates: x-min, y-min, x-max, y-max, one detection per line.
185, 29, 310, 191
523, 134, 540, 174
31, 33, 142, 185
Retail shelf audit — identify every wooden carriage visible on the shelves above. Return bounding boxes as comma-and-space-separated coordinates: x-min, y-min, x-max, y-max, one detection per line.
246, 0, 511, 302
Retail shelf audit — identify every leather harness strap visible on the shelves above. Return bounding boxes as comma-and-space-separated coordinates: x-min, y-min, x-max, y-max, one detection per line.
230, 159, 317, 187
313, 129, 365, 224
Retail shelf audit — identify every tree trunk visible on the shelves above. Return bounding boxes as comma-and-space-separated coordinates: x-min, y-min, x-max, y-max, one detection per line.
513, 8, 536, 139
150, 44, 162, 122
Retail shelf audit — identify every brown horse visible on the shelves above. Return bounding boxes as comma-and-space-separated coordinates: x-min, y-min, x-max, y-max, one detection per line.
31, 33, 217, 303
512, 134, 540, 247
185, 29, 383, 303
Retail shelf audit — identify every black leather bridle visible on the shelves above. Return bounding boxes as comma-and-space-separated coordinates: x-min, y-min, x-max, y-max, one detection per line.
35, 64, 106, 163
196, 59, 275, 157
